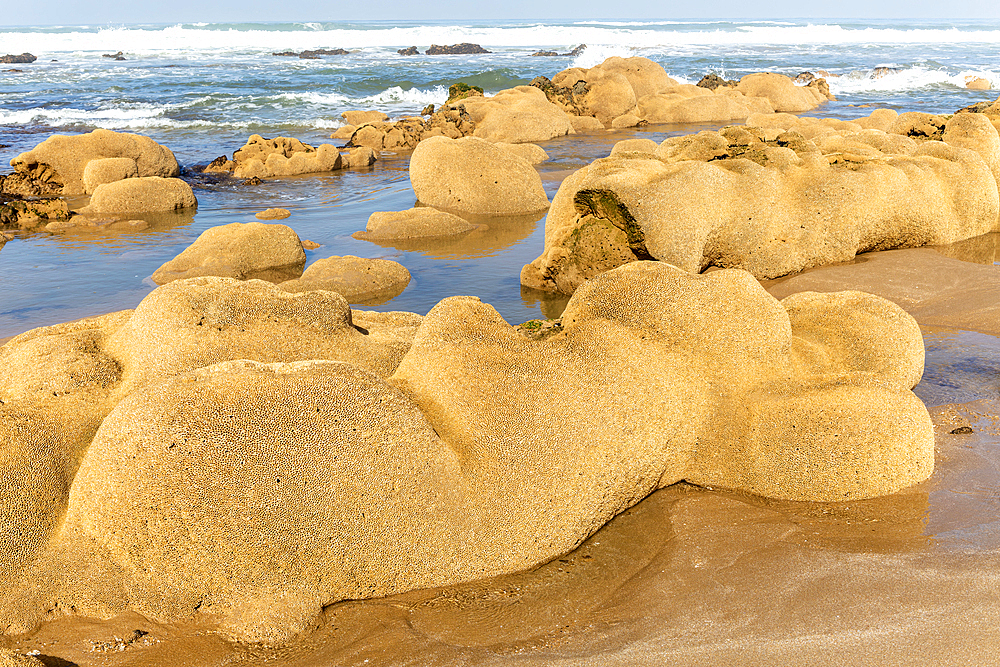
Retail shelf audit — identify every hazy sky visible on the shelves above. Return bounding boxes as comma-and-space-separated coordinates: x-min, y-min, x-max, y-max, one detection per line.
4, 0, 1000, 26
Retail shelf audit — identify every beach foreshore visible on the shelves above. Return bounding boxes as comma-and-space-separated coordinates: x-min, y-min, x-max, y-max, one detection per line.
3, 48, 1000, 665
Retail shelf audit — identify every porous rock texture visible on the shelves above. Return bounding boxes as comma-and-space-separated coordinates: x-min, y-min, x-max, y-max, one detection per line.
205, 135, 343, 179
0, 198, 70, 230
354, 206, 482, 240
546, 57, 830, 127
279, 255, 411, 304
522, 109, 1000, 294
0, 262, 932, 644
409, 136, 550, 215
79, 176, 196, 215
9, 129, 180, 196
81, 157, 138, 195
151, 221, 305, 285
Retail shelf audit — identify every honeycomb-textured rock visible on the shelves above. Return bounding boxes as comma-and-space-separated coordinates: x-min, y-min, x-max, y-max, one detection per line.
0, 263, 932, 643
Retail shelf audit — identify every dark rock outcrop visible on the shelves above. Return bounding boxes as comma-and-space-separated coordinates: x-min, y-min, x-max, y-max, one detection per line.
0, 197, 70, 230
397, 46, 419, 56
530, 75, 589, 115
0, 53, 36, 64
102, 51, 125, 60
446, 82, 484, 104
426, 43, 490, 55
272, 49, 349, 58
696, 73, 739, 90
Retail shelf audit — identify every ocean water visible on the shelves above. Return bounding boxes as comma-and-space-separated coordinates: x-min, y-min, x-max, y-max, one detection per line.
2, 18, 1000, 336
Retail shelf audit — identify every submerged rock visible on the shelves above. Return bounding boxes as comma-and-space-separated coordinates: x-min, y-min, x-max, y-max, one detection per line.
255, 207, 291, 220
0, 198, 70, 230
151, 221, 305, 285
0, 262, 932, 642
354, 206, 483, 240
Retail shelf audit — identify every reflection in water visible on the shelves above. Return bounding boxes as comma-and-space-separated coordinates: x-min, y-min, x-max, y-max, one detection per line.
932, 231, 1000, 265
355, 208, 545, 260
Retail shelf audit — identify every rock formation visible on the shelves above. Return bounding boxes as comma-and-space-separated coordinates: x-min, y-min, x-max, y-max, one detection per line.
545, 57, 831, 127
409, 136, 550, 215
204, 135, 343, 179
279, 255, 411, 304
9, 129, 180, 196
0, 54, 36, 64
0, 262, 932, 643
79, 176, 196, 216
272, 49, 349, 58
425, 43, 490, 55
0, 198, 70, 230
397, 46, 419, 56
522, 108, 1000, 294
256, 207, 291, 220
81, 156, 138, 194
354, 207, 484, 241
151, 222, 306, 285
342, 110, 389, 126
340, 57, 838, 153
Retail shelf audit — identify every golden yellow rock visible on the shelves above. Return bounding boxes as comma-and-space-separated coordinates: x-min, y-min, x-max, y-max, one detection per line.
255, 207, 291, 220
81, 156, 138, 194
151, 221, 305, 285
409, 136, 549, 215
279, 255, 411, 305
0, 262, 931, 643
523, 110, 1000, 294
80, 176, 196, 215
10, 129, 179, 195
354, 206, 482, 240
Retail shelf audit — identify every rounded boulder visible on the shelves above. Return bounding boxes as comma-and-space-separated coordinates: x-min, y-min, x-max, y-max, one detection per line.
151, 221, 305, 285
409, 136, 549, 215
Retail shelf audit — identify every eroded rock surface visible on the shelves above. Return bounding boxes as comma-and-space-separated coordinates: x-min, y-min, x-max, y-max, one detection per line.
0, 262, 932, 644
523, 109, 1000, 294
10, 129, 180, 196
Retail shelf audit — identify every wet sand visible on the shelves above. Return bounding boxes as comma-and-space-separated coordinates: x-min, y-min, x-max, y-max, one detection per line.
4, 241, 1000, 665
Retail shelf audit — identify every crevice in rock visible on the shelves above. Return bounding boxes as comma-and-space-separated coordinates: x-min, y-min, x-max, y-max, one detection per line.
572, 189, 654, 260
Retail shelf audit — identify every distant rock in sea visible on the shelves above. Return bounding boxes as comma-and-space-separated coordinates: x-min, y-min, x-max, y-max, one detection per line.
397, 46, 419, 56
426, 43, 490, 55
0, 53, 36, 64
272, 49, 350, 58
